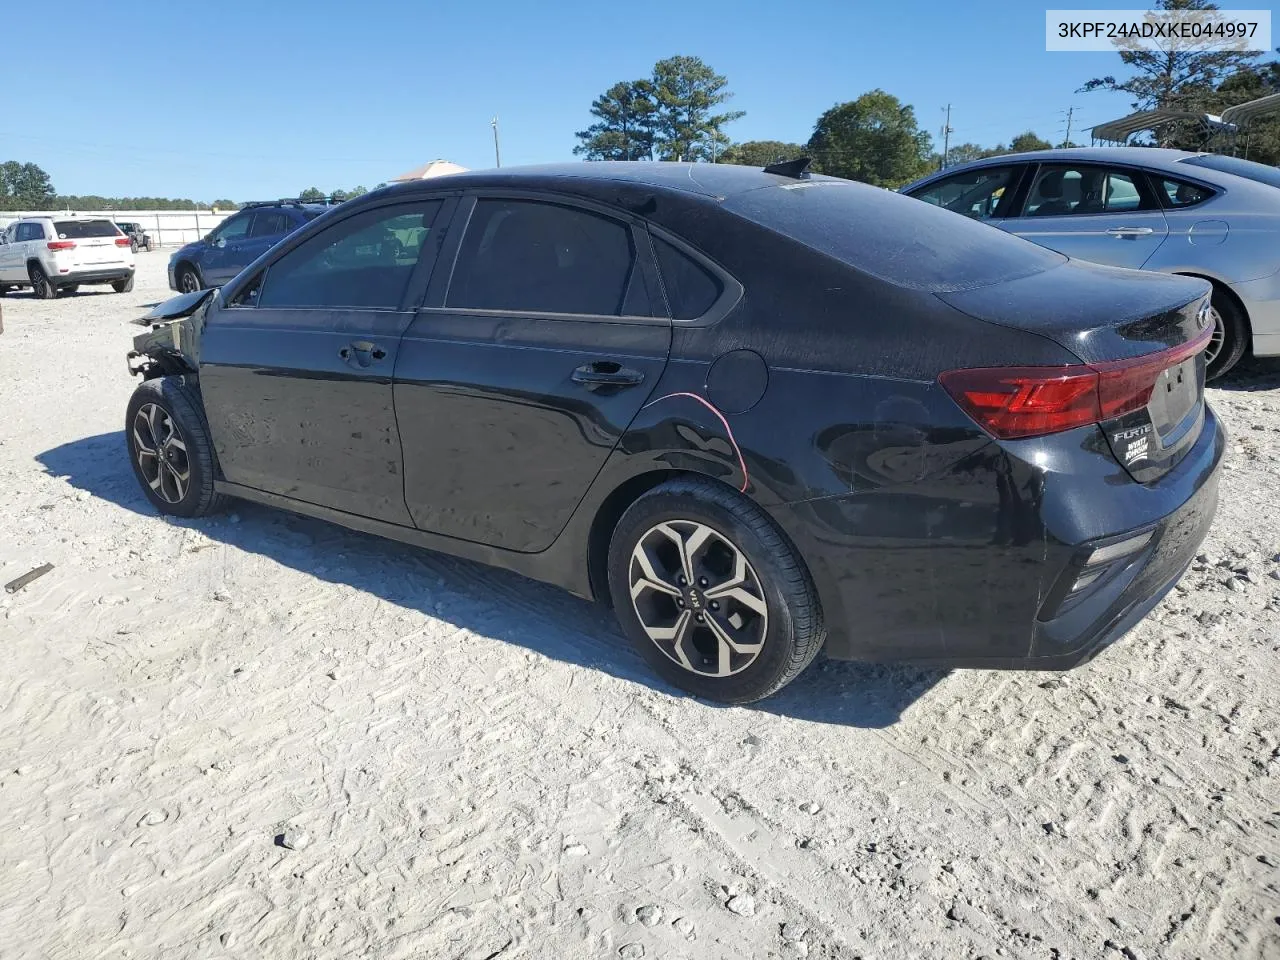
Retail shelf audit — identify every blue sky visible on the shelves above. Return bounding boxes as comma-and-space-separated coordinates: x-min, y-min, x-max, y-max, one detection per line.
10, 0, 1144, 201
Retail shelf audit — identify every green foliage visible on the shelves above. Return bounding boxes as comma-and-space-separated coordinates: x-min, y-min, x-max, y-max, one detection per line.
575, 81, 658, 160
1213, 63, 1280, 165
298, 187, 326, 201
650, 56, 745, 161
941, 142, 1006, 166
720, 140, 806, 167
347, 185, 369, 199
1077, 0, 1263, 147
52, 195, 230, 210
1008, 131, 1054, 153
0, 161, 57, 210
576, 56, 744, 163
806, 90, 933, 188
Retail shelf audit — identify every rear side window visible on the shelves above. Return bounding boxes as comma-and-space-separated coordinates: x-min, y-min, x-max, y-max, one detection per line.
653, 236, 721, 320
53, 220, 119, 239
1021, 166, 1150, 216
257, 200, 441, 309
17, 223, 45, 242
447, 199, 636, 316
250, 211, 291, 238
1157, 177, 1213, 208
725, 179, 1065, 293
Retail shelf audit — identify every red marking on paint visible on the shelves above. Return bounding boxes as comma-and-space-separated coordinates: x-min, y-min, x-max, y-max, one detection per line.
643, 391, 749, 493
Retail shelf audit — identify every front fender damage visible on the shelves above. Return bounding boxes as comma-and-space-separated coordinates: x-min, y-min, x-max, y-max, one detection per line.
126, 288, 216, 380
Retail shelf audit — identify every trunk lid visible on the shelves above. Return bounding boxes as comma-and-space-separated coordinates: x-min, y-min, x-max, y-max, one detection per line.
938, 260, 1213, 482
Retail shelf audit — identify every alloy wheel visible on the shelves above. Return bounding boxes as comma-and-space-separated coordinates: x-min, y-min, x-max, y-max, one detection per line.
179, 270, 199, 293
133, 403, 191, 504
1204, 305, 1225, 367
628, 520, 769, 677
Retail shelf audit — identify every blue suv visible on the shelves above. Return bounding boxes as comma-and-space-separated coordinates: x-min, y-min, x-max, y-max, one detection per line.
168, 200, 331, 292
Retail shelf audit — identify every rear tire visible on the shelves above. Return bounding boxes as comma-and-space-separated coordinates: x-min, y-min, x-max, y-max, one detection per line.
30, 265, 57, 299
607, 477, 825, 703
176, 265, 201, 294
125, 377, 228, 518
1206, 289, 1248, 381
112, 275, 135, 294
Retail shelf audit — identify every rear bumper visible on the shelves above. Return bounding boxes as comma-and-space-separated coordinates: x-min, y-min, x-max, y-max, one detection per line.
55, 267, 133, 286
1234, 271, 1280, 357
771, 402, 1225, 668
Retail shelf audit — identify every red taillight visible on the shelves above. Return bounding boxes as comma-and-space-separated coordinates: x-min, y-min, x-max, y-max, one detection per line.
47, 240, 75, 251
940, 320, 1213, 440
114, 236, 131, 247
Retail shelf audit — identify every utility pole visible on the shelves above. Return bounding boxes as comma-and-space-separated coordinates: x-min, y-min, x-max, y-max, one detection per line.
940, 104, 953, 170
1063, 106, 1075, 147
491, 116, 501, 168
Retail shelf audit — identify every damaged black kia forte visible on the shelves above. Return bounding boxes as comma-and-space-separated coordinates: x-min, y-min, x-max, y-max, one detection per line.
124, 160, 1224, 703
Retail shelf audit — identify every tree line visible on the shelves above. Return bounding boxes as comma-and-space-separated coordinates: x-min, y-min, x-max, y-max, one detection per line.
579, 1, 1279, 188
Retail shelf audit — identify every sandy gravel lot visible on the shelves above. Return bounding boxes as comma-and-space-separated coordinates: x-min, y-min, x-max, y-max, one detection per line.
1, 256, 1278, 960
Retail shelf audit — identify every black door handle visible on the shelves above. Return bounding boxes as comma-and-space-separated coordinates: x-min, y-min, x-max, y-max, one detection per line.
339, 341, 387, 367
571, 361, 645, 389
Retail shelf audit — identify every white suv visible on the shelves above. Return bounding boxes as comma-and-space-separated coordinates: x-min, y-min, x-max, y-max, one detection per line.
0, 216, 136, 299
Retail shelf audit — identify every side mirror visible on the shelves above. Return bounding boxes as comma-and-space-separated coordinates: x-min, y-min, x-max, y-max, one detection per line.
215, 237, 227, 249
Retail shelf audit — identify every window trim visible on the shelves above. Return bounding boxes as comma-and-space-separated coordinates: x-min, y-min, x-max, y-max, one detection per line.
1009, 163, 1164, 220
424, 190, 669, 326
1143, 170, 1218, 212
644, 224, 744, 326
222, 196, 455, 313
906, 163, 1028, 222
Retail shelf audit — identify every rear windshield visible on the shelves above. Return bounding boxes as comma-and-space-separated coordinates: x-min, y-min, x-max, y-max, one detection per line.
724, 178, 1065, 293
54, 219, 121, 239
1179, 153, 1280, 190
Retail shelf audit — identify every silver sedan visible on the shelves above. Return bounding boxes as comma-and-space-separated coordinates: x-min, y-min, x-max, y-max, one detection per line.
902, 147, 1280, 379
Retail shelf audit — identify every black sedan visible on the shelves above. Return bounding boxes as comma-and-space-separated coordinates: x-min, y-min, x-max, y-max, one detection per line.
124, 161, 1223, 703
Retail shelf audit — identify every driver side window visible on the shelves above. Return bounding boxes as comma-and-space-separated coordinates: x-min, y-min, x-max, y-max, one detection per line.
910, 167, 1017, 221
212, 213, 252, 244
256, 200, 443, 310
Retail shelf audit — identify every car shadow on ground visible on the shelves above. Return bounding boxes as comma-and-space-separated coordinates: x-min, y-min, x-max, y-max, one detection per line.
1215, 356, 1280, 392
36, 432, 947, 728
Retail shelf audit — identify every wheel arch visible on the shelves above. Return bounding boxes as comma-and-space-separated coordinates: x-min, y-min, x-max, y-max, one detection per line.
173, 259, 205, 287
584, 467, 820, 616
1172, 271, 1252, 336
587, 468, 699, 606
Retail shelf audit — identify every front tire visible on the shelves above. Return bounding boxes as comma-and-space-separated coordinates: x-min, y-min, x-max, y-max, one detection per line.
30, 265, 57, 299
112, 274, 135, 293
176, 265, 201, 294
607, 477, 825, 703
125, 377, 227, 518
1205, 289, 1248, 381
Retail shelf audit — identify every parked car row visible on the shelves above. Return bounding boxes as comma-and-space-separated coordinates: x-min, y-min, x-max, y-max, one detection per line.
166, 199, 331, 293
902, 147, 1280, 380
126, 161, 1223, 702
0, 217, 134, 298
114, 221, 153, 253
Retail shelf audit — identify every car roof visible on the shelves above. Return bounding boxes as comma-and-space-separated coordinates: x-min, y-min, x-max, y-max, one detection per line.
376, 161, 830, 202
976, 146, 1204, 166
903, 146, 1280, 197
